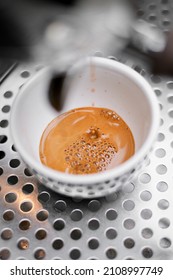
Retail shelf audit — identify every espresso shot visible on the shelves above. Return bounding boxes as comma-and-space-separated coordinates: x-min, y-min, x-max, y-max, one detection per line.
39, 107, 135, 174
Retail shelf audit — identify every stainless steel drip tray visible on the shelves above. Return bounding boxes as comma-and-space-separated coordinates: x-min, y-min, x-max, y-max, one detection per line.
0, 59, 173, 260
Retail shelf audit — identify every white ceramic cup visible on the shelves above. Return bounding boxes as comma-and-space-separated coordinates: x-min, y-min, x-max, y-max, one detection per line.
10, 57, 160, 198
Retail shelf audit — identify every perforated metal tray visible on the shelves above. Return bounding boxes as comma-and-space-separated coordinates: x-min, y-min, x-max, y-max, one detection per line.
0, 0, 173, 260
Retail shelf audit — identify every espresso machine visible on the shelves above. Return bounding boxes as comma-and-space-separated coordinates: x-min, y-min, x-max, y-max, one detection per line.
0, 0, 169, 77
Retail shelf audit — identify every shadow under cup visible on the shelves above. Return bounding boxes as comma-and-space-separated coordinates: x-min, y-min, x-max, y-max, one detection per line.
10, 57, 160, 198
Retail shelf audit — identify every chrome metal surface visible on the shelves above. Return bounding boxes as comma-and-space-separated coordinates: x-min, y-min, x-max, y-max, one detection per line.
0, 0, 173, 260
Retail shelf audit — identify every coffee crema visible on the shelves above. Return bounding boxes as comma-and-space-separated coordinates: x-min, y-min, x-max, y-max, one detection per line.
39, 107, 135, 174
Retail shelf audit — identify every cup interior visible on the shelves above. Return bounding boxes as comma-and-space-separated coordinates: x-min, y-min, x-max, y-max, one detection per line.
10, 57, 158, 183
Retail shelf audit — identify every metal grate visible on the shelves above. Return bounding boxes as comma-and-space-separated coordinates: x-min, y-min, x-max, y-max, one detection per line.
1, 0, 173, 260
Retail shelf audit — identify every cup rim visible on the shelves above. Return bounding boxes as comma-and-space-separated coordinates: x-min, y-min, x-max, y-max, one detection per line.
10, 57, 160, 185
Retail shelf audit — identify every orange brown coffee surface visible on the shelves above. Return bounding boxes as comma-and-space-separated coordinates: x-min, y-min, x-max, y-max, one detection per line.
39, 107, 135, 174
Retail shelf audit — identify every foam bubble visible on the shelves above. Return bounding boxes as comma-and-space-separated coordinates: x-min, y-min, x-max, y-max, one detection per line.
64, 129, 117, 174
